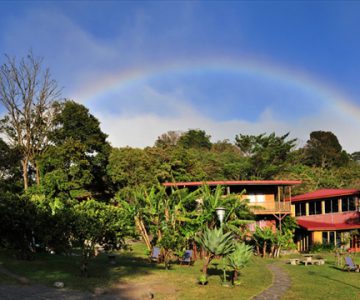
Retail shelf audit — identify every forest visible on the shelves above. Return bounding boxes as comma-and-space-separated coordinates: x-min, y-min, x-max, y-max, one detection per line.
1, 52, 360, 275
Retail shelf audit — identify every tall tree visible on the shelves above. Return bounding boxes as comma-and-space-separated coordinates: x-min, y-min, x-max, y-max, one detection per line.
178, 129, 212, 150
235, 132, 297, 179
154, 130, 182, 148
303, 131, 349, 168
40, 100, 110, 199
0, 52, 61, 189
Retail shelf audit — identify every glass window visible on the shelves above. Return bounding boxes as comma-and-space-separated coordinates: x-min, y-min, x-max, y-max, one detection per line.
329, 232, 335, 245
315, 201, 322, 214
325, 200, 332, 213
322, 232, 328, 244
256, 195, 265, 203
309, 201, 315, 215
342, 197, 349, 212
349, 197, 356, 211
332, 199, 338, 213
295, 202, 306, 216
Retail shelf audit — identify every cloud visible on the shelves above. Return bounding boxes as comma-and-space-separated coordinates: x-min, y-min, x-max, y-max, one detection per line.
94, 86, 358, 153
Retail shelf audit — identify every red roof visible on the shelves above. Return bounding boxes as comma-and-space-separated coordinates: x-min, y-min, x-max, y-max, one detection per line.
297, 219, 360, 231
290, 189, 359, 202
163, 180, 302, 187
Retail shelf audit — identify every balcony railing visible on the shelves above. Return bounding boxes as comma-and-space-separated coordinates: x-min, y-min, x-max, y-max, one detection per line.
249, 201, 291, 214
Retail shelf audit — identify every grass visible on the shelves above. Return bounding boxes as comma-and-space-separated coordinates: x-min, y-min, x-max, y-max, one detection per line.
5, 244, 360, 299
0, 243, 272, 299
282, 252, 360, 300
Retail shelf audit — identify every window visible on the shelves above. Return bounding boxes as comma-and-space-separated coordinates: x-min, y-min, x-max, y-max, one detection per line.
322, 232, 327, 244
309, 201, 321, 215
332, 199, 338, 213
342, 197, 356, 212
325, 200, 332, 213
325, 199, 339, 213
295, 202, 306, 216
247, 194, 265, 203
329, 232, 335, 245
349, 197, 356, 211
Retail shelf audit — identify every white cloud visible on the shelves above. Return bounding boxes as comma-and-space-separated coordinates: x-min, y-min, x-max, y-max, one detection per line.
95, 87, 359, 153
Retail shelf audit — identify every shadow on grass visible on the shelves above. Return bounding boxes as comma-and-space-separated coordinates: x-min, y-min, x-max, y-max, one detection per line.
0, 249, 167, 292
306, 266, 360, 291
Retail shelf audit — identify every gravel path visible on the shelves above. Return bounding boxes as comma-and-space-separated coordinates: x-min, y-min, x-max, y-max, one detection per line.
251, 264, 291, 300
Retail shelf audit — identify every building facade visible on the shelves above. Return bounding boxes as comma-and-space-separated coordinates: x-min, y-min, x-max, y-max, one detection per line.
163, 180, 301, 231
290, 189, 360, 252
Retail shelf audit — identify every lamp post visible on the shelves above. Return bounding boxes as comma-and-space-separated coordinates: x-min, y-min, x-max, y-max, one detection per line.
215, 206, 229, 286
215, 207, 226, 226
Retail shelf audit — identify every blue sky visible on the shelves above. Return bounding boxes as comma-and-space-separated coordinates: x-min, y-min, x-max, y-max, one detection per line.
1, 1, 360, 151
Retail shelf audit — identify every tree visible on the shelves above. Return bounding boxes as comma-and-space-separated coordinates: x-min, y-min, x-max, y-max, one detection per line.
227, 243, 252, 285
303, 131, 349, 168
351, 151, 360, 164
72, 199, 134, 276
196, 227, 234, 277
154, 130, 182, 148
235, 132, 297, 179
0, 193, 38, 259
178, 129, 212, 150
0, 137, 22, 190
0, 52, 61, 189
41, 100, 111, 198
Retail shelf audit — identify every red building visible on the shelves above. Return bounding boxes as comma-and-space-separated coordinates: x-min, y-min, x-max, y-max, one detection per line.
290, 189, 360, 252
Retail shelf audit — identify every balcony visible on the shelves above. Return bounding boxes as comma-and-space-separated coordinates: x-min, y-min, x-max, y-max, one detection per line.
249, 201, 291, 215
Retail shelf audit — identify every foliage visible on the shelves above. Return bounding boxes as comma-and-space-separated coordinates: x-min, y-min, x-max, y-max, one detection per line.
303, 131, 349, 169
0, 51, 61, 189
178, 129, 212, 150
310, 242, 335, 252
227, 243, 253, 284
158, 227, 184, 269
279, 215, 299, 234
0, 193, 38, 259
72, 199, 134, 275
40, 100, 111, 199
235, 132, 297, 179
154, 130, 182, 148
197, 227, 235, 276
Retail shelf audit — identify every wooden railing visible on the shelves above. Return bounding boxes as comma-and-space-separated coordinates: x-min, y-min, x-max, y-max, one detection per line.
249, 201, 291, 214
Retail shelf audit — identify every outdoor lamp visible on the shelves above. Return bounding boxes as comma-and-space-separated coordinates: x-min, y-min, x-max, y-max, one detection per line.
215, 207, 226, 225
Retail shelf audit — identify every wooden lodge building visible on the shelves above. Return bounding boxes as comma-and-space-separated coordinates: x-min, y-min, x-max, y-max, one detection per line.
290, 189, 360, 252
163, 180, 301, 232
163, 181, 360, 252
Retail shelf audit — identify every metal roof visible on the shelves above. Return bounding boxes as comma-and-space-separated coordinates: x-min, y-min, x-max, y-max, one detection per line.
163, 180, 302, 187
291, 189, 360, 202
297, 219, 360, 231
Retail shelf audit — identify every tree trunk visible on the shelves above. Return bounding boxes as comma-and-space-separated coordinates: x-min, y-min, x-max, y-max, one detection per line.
35, 161, 41, 186
202, 255, 212, 275
135, 217, 151, 251
21, 159, 29, 190
232, 270, 238, 284
263, 241, 267, 257
270, 245, 275, 258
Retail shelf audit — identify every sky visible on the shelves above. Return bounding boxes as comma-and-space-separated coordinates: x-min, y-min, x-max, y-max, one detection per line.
0, 1, 360, 152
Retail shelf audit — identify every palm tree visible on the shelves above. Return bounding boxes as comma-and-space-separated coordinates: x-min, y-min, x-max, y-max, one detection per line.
227, 243, 253, 284
196, 227, 235, 277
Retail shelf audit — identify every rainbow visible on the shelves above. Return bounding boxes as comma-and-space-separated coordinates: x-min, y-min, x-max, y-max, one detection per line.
72, 57, 360, 123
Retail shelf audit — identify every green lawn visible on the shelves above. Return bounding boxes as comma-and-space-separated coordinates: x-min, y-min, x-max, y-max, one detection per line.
2, 244, 359, 299
0, 243, 272, 299
282, 252, 360, 300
